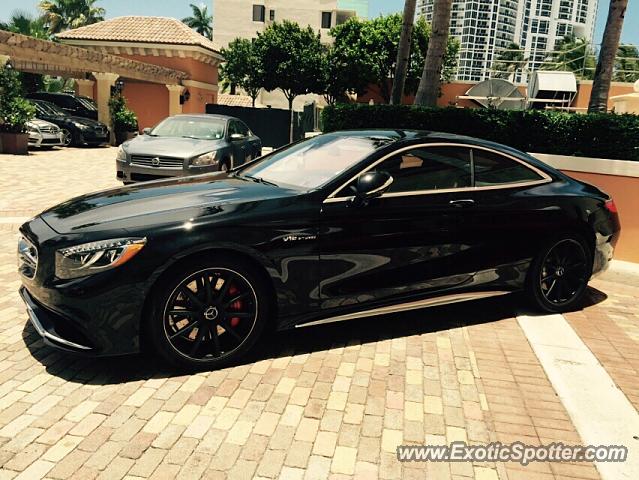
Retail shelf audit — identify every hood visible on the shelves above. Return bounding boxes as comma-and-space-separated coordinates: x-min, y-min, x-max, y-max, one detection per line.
39, 174, 298, 234
123, 135, 224, 159
28, 119, 58, 129
67, 116, 106, 128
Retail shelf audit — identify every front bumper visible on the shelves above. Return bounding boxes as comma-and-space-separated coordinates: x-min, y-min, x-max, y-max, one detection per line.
20, 286, 95, 353
80, 128, 109, 145
117, 159, 216, 183
28, 132, 64, 148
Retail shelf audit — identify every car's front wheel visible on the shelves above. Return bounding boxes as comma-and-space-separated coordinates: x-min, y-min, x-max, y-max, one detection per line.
526, 235, 592, 313
147, 256, 270, 369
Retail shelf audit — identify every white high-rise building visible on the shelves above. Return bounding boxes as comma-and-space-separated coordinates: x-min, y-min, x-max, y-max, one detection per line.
417, 0, 598, 82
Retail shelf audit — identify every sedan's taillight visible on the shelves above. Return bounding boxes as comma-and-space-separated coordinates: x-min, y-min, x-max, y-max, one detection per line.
605, 199, 618, 214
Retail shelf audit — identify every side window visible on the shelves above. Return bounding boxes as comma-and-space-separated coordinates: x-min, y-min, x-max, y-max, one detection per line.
237, 121, 250, 136
473, 149, 543, 186
376, 147, 472, 193
335, 146, 471, 197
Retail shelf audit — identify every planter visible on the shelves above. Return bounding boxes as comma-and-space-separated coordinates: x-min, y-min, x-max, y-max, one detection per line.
0, 132, 29, 155
114, 130, 138, 146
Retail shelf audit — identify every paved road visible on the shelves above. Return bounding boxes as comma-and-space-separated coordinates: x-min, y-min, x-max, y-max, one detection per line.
0, 147, 637, 479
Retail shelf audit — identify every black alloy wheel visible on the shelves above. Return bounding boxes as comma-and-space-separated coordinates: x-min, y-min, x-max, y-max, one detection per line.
148, 258, 269, 369
528, 236, 591, 312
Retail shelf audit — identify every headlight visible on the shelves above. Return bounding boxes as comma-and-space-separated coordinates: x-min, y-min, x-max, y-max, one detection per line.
28, 125, 39, 133
116, 145, 127, 161
55, 237, 146, 280
191, 151, 217, 166
75, 123, 90, 130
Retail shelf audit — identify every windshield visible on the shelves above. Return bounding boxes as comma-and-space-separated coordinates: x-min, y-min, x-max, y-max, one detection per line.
237, 133, 395, 190
77, 97, 97, 111
150, 117, 225, 140
33, 101, 65, 117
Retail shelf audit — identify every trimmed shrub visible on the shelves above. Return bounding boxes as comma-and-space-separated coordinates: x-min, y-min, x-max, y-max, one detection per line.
321, 104, 639, 161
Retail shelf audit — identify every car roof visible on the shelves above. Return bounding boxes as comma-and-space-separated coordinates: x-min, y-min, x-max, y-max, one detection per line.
325, 129, 553, 173
172, 114, 241, 122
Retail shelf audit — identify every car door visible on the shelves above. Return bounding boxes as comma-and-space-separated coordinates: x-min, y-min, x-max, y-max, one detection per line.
463, 146, 554, 275
318, 144, 482, 310
228, 120, 248, 167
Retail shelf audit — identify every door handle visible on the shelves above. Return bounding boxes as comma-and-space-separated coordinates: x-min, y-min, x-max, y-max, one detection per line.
449, 199, 475, 208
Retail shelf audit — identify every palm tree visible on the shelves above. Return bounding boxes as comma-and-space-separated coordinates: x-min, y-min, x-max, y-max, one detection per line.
182, 3, 213, 40
492, 42, 528, 81
390, 0, 417, 105
2, 10, 49, 39
588, 0, 628, 113
39, 0, 105, 35
543, 35, 596, 79
614, 44, 639, 83
414, 0, 453, 106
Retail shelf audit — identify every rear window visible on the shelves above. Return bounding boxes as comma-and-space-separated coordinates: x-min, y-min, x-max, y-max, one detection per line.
473, 149, 543, 186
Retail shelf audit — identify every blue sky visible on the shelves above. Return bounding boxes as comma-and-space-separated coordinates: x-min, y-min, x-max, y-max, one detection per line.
1, 0, 637, 45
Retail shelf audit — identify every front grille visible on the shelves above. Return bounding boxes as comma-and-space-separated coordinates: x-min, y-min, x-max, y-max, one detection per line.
18, 235, 38, 279
94, 126, 107, 136
40, 125, 59, 134
41, 138, 61, 145
130, 155, 184, 169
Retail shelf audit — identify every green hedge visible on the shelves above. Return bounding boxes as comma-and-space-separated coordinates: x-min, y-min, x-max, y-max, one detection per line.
321, 104, 639, 161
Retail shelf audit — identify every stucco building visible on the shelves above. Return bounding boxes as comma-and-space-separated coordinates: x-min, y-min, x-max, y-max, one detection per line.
56, 16, 223, 130
212, 0, 368, 110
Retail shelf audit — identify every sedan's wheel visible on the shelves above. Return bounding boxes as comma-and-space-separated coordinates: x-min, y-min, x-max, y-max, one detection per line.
61, 129, 73, 147
148, 258, 270, 369
527, 236, 591, 313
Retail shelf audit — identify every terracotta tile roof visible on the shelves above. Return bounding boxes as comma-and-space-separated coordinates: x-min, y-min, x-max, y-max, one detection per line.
56, 16, 220, 54
217, 94, 264, 108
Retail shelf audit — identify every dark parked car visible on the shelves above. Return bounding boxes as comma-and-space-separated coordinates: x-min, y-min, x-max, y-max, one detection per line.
27, 92, 99, 120
18, 130, 620, 369
30, 100, 109, 147
116, 114, 262, 184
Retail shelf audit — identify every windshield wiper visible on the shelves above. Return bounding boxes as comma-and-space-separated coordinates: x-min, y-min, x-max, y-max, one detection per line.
242, 174, 278, 187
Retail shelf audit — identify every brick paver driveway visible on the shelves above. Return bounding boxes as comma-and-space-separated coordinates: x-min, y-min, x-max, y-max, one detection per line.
0, 147, 637, 480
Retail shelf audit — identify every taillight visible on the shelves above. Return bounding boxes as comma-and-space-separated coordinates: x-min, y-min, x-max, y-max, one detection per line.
605, 199, 617, 214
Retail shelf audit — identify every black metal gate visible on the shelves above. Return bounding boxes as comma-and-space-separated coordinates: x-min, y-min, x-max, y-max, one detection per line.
205, 104, 305, 148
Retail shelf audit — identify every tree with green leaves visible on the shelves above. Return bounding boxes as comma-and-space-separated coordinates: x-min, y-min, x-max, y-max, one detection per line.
614, 44, 639, 83
0, 64, 36, 134
39, 0, 105, 35
220, 38, 263, 106
544, 35, 596, 79
328, 15, 459, 104
253, 21, 324, 141
414, 0, 453, 106
182, 3, 213, 40
492, 42, 528, 80
1, 10, 49, 38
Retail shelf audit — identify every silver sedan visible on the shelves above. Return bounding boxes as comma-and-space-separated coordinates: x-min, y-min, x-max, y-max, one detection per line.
116, 114, 262, 184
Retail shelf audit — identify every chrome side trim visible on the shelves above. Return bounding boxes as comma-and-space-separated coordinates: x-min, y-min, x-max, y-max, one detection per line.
296, 291, 511, 328
323, 142, 552, 204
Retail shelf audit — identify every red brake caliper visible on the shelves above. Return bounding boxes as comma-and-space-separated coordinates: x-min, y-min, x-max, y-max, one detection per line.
228, 285, 242, 327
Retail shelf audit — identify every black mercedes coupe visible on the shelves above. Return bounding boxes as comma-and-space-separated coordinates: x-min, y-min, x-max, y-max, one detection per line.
18, 130, 620, 368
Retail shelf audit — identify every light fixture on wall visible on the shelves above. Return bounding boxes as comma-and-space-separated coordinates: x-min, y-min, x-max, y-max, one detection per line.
180, 89, 191, 105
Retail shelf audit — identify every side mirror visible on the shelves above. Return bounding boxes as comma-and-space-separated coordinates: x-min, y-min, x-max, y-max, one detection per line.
350, 171, 393, 207
230, 133, 246, 141
142, 127, 152, 135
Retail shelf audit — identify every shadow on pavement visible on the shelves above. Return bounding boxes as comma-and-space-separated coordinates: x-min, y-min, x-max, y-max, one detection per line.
22, 287, 607, 385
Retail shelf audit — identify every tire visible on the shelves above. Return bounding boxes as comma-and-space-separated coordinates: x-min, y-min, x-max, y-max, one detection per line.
61, 128, 73, 147
219, 159, 230, 172
526, 234, 592, 313
146, 255, 270, 369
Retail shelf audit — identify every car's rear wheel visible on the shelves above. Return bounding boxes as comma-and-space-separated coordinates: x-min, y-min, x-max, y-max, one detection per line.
526, 235, 592, 313
147, 256, 270, 369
